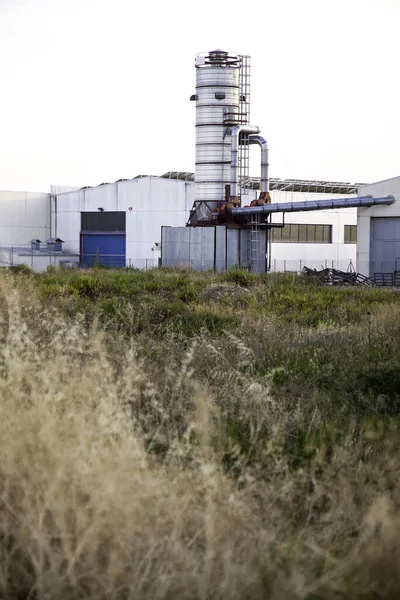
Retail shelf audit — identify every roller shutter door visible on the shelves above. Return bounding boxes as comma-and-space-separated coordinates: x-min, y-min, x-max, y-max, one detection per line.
370, 217, 400, 275
81, 233, 126, 268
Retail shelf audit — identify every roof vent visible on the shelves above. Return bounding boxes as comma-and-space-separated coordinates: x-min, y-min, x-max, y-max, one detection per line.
46, 238, 64, 252
30, 239, 42, 251
208, 49, 228, 64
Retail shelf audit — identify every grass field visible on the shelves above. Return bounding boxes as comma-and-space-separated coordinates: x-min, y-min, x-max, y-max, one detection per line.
1, 265, 400, 599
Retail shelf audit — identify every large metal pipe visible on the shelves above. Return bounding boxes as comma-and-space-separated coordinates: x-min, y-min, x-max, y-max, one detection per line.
248, 134, 269, 194
232, 195, 395, 215
230, 124, 260, 198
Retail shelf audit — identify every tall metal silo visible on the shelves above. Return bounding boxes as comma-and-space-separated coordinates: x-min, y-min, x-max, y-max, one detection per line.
188, 50, 255, 224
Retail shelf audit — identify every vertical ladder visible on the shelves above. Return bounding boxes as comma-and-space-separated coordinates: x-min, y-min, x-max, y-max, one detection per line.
247, 214, 261, 272
239, 55, 251, 125
238, 55, 251, 200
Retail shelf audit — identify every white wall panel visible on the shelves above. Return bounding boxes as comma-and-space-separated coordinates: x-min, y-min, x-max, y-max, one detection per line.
56, 190, 83, 213
83, 185, 117, 212
56, 212, 81, 250
357, 176, 400, 276
0, 191, 50, 244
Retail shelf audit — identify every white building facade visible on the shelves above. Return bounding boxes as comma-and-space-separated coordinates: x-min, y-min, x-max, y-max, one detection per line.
268, 190, 357, 272
357, 176, 400, 282
0, 174, 363, 272
53, 176, 194, 269
52, 174, 359, 271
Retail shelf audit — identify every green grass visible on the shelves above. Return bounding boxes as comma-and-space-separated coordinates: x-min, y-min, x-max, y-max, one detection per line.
28, 267, 400, 418
1, 266, 400, 599
33, 265, 400, 328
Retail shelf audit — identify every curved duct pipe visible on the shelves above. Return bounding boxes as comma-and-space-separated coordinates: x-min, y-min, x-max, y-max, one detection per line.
248, 135, 269, 194
230, 124, 260, 199
232, 195, 395, 216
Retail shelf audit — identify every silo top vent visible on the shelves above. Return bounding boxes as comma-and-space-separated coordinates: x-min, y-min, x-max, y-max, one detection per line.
195, 50, 240, 67
209, 49, 228, 62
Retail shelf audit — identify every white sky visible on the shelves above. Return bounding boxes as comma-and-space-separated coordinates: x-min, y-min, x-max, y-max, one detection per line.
0, 0, 399, 192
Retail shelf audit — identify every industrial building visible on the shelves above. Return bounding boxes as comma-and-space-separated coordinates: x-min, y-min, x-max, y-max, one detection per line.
0, 48, 398, 282
0, 176, 361, 272
160, 49, 395, 276
0, 173, 397, 280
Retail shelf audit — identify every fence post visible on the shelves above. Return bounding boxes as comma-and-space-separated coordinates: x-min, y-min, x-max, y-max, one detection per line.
300, 259, 302, 272
284, 260, 286, 272
11, 247, 13, 267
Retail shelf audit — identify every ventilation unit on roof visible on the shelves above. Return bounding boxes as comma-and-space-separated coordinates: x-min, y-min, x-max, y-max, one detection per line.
30, 239, 41, 251
46, 238, 64, 252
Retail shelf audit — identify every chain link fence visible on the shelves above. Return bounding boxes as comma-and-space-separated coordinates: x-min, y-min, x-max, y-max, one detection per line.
1, 250, 394, 283
0, 246, 79, 271
269, 258, 358, 273
0, 249, 161, 272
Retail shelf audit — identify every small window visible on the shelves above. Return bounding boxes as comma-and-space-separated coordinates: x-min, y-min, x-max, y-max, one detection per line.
299, 224, 307, 242
291, 224, 299, 243
307, 225, 316, 243
344, 224, 357, 243
215, 92, 225, 100
270, 223, 332, 243
271, 227, 282, 242
315, 225, 324, 243
282, 225, 291, 242
324, 225, 332, 243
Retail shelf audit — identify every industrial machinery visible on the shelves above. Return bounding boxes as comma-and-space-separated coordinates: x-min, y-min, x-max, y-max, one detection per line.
188, 49, 269, 226
161, 49, 394, 273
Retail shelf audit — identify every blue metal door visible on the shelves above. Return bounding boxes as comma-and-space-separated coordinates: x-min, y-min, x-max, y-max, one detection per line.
81, 233, 126, 267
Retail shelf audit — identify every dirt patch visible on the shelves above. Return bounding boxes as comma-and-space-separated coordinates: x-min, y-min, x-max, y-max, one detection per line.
200, 284, 250, 303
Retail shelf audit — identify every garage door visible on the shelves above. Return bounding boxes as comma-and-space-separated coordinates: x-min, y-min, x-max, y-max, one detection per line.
81, 233, 126, 268
370, 217, 400, 275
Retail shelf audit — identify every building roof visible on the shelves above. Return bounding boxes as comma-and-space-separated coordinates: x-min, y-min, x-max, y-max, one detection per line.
54, 173, 366, 196
160, 172, 365, 194
0, 245, 78, 257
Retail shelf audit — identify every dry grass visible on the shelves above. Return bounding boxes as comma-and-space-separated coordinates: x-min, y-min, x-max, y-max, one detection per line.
0, 272, 399, 599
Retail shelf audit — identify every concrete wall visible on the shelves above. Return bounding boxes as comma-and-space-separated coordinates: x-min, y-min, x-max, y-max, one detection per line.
357, 176, 400, 276
0, 190, 50, 244
54, 177, 194, 267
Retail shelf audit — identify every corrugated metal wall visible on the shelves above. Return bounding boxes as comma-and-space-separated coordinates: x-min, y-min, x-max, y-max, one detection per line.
161, 226, 266, 272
